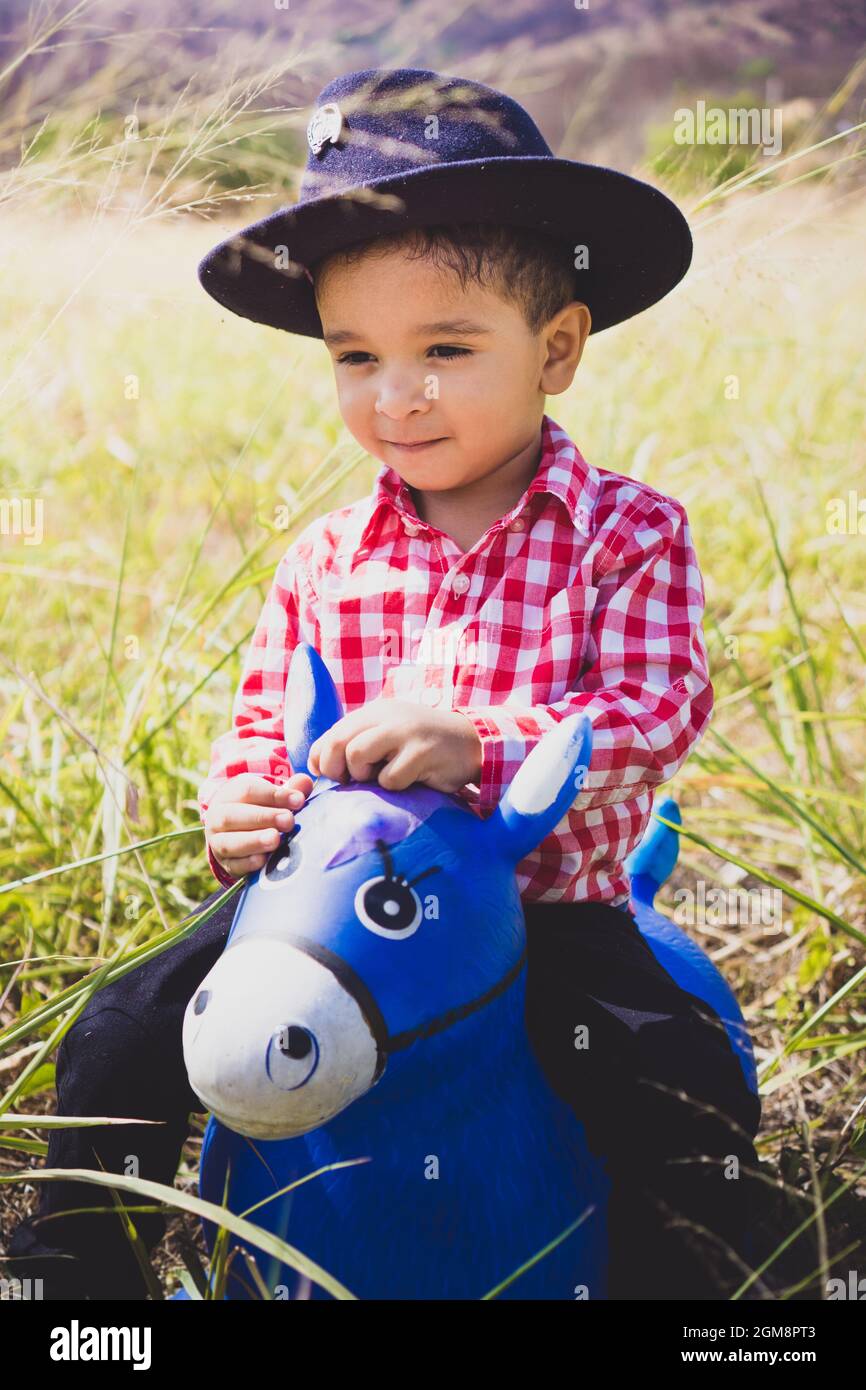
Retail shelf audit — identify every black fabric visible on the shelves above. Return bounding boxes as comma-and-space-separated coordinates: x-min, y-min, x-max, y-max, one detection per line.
4, 891, 236, 1301
523, 901, 763, 1299
3, 891, 761, 1300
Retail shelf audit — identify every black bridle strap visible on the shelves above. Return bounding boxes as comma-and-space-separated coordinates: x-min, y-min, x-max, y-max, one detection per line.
387, 946, 527, 1052
251, 932, 527, 1074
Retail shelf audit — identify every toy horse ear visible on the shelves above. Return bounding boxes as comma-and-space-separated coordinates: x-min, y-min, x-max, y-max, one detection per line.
283, 644, 345, 779
485, 713, 593, 865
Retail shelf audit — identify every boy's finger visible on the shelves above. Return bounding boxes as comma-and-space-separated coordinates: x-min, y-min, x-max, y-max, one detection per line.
207, 803, 296, 833
209, 826, 284, 859
344, 726, 393, 782
311, 737, 348, 782
248, 776, 311, 803
213, 852, 267, 878
310, 710, 372, 770
375, 748, 419, 791
271, 772, 314, 806
215, 774, 313, 806
286, 771, 315, 792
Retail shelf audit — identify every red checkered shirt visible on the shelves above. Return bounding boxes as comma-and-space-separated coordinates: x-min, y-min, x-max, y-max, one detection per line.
197, 413, 713, 903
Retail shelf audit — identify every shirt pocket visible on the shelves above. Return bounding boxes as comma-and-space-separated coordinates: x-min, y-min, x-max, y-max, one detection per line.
537, 584, 599, 698
454, 587, 598, 706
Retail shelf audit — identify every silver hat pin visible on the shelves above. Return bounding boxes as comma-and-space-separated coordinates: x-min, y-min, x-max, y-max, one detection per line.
307, 101, 345, 156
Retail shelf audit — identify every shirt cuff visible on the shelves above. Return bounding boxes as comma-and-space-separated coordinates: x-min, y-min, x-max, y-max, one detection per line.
451, 706, 550, 814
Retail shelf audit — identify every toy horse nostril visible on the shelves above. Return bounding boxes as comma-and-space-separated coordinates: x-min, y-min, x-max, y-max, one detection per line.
278, 1025, 314, 1060
266, 1021, 320, 1091
193, 989, 211, 1016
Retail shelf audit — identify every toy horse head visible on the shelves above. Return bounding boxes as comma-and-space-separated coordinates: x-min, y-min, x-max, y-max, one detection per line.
183, 644, 592, 1141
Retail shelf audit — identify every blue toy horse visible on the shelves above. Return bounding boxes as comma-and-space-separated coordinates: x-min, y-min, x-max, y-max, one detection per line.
181, 643, 757, 1300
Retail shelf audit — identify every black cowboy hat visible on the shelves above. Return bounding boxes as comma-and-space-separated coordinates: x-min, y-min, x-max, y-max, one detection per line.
197, 66, 692, 339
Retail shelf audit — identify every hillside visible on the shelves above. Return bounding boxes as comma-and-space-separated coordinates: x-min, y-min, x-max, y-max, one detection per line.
1, 0, 863, 170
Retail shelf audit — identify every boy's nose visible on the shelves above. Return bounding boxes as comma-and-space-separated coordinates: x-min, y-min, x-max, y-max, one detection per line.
374, 373, 432, 418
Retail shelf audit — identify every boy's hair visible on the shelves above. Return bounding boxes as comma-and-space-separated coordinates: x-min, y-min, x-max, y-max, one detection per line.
311, 222, 579, 335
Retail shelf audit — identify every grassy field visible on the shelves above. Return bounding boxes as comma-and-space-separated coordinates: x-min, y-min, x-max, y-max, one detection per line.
0, 41, 865, 1301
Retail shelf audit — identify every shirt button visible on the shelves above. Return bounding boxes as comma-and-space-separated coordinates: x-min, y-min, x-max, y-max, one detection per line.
403, 519, 421, 536
508, 516, 526, 532
451, 572, 470, 595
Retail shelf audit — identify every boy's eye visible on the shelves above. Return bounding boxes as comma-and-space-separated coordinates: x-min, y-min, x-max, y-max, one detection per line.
335, 345, 471, 365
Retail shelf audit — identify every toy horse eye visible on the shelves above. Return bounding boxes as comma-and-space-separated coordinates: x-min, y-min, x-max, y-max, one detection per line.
193, 989, 210, 1015
355, 875, 422, 939
259, 827, 302, 890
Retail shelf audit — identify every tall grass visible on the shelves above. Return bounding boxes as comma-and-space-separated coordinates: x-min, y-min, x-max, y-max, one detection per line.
0, 16, 864, 1299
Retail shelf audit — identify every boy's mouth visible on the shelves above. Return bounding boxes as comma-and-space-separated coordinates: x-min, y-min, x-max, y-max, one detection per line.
381, 437, 446, 452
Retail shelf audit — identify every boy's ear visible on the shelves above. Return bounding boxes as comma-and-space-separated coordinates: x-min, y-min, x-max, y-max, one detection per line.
283, 644, 345, 778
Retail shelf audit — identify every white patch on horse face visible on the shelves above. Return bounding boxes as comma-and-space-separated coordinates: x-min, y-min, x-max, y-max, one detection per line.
182, 938, 379, 1140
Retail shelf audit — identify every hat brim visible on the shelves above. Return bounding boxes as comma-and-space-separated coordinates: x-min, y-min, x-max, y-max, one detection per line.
197, 157, 692, 339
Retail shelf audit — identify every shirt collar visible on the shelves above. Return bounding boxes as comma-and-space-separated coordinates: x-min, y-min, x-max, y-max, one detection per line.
356, 413, 598, 550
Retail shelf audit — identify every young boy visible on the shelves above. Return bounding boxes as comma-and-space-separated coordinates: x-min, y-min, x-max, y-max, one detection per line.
5, 67, 763, 1301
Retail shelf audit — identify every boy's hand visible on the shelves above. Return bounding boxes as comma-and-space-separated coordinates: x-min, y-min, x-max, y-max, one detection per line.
203, 772, 315, 879
307, 699, 482, 795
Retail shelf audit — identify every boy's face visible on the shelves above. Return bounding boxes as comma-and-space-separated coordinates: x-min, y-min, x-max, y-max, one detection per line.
315, 244, 587, 492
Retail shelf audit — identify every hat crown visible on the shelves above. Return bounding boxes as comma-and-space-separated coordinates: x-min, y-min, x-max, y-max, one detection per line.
300, 67, 553, 201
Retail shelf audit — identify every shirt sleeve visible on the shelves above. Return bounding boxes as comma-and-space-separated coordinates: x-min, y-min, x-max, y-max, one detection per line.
452, 494, 714, 816
197, 542, 317, 886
